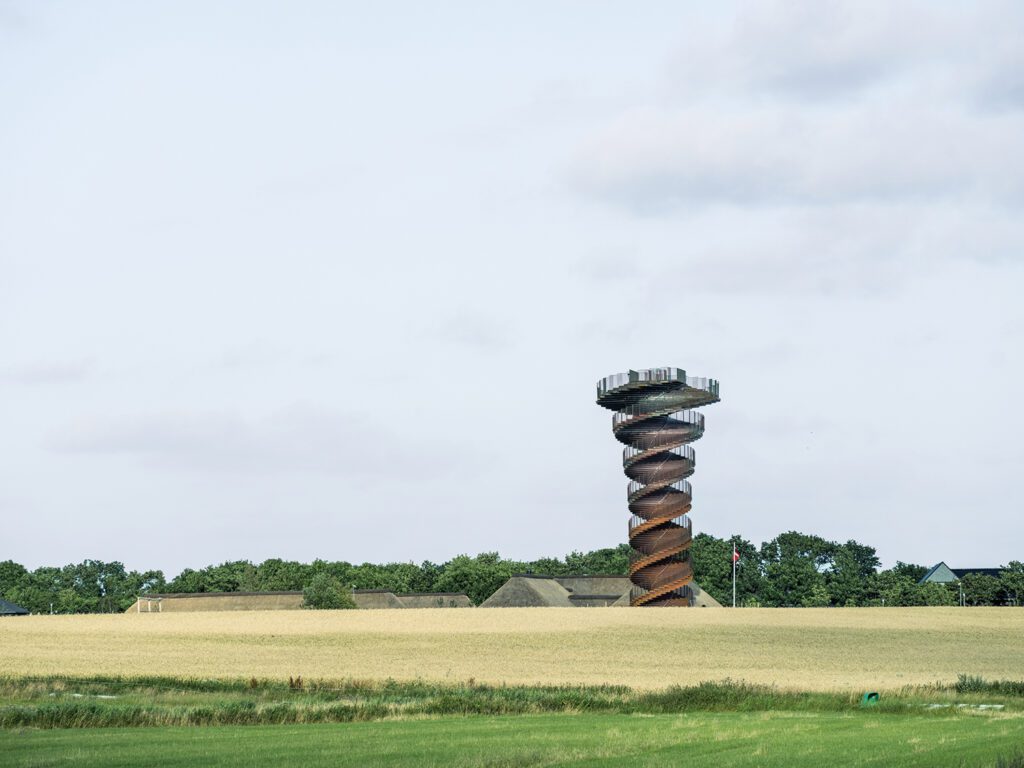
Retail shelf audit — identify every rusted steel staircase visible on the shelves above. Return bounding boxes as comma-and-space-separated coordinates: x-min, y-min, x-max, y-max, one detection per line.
596, 368, 720, 607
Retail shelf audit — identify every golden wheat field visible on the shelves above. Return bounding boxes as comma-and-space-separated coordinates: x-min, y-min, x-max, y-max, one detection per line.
2, 608, 1021, 691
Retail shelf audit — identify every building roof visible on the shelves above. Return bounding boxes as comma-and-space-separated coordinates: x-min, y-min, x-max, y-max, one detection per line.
567, 593, 623, 600
919, 562, 1005, 584
141, 593, 471, 606
0, 598, 29, 615
397, 592, 469, 598
482, 574, 722, 608
512, 573, 627, 580
691, 583, 724, 608
951, 568, 1004, 579
480, 576, 574, 607
143, 591, 304, 598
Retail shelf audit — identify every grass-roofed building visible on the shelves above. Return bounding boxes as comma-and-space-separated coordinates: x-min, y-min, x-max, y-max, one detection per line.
125, 590, 472, 612
480, 574, 721, 608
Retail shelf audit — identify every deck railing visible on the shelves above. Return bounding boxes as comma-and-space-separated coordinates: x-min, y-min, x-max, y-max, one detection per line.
623, 444, 695, 464
630, 583, 693, 605
629, 514, 691, 535
613, 408, 705, 430
627, 478, 692, 500
597, 368, 719, 399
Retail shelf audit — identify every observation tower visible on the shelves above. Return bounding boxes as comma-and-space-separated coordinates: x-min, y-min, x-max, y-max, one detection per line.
596, 368, 720, 606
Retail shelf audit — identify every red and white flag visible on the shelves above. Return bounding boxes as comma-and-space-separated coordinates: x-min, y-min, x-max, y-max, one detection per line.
732, 547, 740, 563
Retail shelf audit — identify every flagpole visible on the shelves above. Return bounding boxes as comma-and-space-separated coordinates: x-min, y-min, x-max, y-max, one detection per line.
732, 539, 737, 608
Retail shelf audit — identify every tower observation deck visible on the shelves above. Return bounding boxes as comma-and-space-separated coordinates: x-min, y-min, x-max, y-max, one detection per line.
596, 368, 720, 606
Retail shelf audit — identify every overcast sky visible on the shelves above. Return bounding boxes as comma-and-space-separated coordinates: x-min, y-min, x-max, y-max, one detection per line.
3, 1, 1022, 576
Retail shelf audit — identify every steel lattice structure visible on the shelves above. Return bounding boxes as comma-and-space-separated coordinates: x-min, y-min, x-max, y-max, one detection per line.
596, 368, 720, 606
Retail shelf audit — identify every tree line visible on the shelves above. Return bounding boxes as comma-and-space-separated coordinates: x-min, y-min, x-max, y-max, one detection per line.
2, 530, 1021, 613
691, 532, 1022, 608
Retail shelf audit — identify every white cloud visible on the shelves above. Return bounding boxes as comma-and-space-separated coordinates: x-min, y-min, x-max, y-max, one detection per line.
47, 403, 448, 478
668, 1, 1022, 104
570, 104, 1024, 211
570, 2, 1024, 214
437, 310, 513, 352
1, 359, 92, 384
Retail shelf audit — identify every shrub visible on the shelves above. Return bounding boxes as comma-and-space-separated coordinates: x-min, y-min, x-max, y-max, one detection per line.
302, 574, 356, 610
955, 675, 1024, 697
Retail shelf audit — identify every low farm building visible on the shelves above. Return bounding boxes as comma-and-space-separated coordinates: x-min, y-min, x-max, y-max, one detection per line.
126, 590, 472, 612
0, 598, 29, 616
480, 574, 722, 608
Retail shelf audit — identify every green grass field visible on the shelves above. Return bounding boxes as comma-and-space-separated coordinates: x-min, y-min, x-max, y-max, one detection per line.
2, 675, 1022, 728
2, 676, 1024, 767
4, 712, 1024, 768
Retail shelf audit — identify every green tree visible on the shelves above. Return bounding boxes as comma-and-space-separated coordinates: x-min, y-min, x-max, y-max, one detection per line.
55, 586, 86, 613
999, 562, 1024, 606
2, 561, 165, 614
8, 567, 61, 613
255, 559, 309, 591
872, 570, 923, 606
166, 568, 203, 593
762, 556, 825, 607
564, 545, 631, 575
841, 541, 883, 576
960, 573, 1001, 606
166, 561, 254, 593
63, 560, 145, 613
302, 574, 356, 609
800, 582, 831, 607
759, 532, 832, 607
207, 561, 256, 592
825, 541, 881, 606
522, 557, 569, 576
919, 581, 956, 606
890, 562, 928, 583
13, 533, 1014, 613
432, 553, 523, 605
343, 562, 430, 593
0, 560, 28, 601
310, 560, 354, 589
825, 548, 866, 606
380, 562, 434, 592
410, 561, 444, 592
690, 534, 761, 606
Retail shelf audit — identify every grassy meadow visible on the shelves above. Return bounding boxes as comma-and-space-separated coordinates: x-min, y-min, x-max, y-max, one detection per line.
1, 607, 1022, 690
5, 710, 1024, 767
2, 676, 1024, 766
1, 675, 1023, 728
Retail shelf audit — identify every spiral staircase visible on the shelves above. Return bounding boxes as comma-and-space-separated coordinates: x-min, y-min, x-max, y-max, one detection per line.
596, 368, 720, 607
